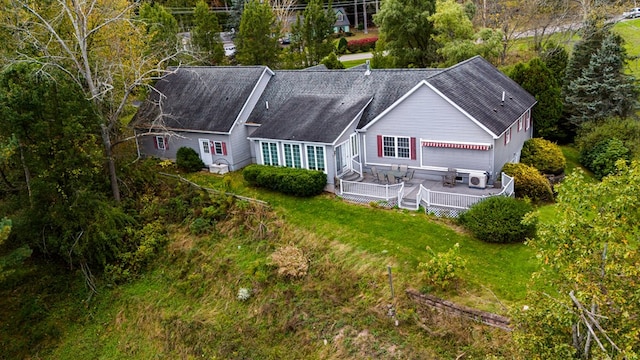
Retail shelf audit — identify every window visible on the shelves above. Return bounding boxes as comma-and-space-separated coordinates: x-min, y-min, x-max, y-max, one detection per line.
504, 128, 512, 145
382, 136, 410, 158
337, 12, 344, 21
261, 141, 279, 166
283, 143, 302, 168
212, 141, 226, 155
350, 134, 359, 157
306, 145, 325, 171
525, 110, 531, 130
518, 117, 522, 131
155, 136, 167, 150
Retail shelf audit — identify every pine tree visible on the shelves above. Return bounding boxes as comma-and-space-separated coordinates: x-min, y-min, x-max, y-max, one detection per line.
566, 32, 638, 127
191, 0, 225, 65
235, 0, 281, 67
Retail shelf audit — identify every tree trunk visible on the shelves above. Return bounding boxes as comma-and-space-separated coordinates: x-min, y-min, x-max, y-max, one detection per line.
101, 124, 120, 203
19, 143, 32, 207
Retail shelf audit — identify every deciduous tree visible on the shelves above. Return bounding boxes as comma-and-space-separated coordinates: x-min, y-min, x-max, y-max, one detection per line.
509, 58, 564, 141
515, 161, 640, 359
290, 0, 336, 67
6, 0, 184, 202
374, 0, 439, 67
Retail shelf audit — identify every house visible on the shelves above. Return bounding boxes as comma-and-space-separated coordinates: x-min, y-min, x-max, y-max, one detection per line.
333, 7, 350, 33
133, 56, 536, 191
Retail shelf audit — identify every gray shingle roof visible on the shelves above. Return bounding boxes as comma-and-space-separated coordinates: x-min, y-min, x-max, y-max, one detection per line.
132, 66, 268, 133
427, 56, 537, 136
247, 68, 442, 142
249, 94, 372, 143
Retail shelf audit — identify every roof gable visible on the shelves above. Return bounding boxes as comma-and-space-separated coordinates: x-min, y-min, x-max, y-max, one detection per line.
427, 56, 537, 136
132, 66, 270, 133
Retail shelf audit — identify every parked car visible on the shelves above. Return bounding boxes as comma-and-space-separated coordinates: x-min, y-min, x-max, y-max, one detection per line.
623, 7, 640, 18
224, 43, 236, 57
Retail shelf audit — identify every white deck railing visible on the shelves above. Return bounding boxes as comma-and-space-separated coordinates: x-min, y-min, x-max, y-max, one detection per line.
339, 172, 516, 216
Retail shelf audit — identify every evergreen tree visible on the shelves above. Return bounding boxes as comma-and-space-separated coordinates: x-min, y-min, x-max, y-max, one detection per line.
290, 0, 336, 67
565, 32, 638, 127
510, 58, 565, 142
191, 0, 225, 65
235, 0, 281, 67
139, 2, 180, 60
374, 0, 439, 67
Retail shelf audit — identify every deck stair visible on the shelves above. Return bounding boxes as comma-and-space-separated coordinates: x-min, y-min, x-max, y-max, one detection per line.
340, 170, 362, 182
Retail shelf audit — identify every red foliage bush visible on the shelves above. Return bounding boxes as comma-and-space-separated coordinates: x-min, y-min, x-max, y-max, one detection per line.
346, 37, 378, 53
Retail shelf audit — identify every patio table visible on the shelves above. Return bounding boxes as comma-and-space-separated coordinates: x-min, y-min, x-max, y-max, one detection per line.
384, 170, 407, 183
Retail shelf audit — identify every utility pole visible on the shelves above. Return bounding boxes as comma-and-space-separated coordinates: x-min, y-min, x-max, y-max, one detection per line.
363, 0, 368, 34
354, 0, 358, 30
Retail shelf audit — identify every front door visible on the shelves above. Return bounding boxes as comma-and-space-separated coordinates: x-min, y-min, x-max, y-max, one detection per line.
198, 139, 213, 165
335, 143, 348, 176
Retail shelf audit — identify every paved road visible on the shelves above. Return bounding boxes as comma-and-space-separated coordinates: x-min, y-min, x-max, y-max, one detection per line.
339, 52, 373, 62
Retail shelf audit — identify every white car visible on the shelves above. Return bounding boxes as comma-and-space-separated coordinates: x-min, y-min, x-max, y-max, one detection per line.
623, 7, 640, 18
224, 44, 236, 57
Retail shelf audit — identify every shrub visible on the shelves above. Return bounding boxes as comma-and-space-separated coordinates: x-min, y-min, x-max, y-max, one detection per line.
501, 162, 554, 203
242, 164, 326, 197
580, 138, 630, 180
346, 37, 378, 53
336, 37, 348, 54
176, 146, 204, 172
321, 52, 345, 69
520, 138, 566, 175
270, 245, 308, 279
458, 196, 536, 243
418, 243, 466, 290
576, 118, 640, 157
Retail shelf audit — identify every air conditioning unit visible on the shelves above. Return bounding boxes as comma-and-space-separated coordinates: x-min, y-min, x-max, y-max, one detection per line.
469, 172, 487, 189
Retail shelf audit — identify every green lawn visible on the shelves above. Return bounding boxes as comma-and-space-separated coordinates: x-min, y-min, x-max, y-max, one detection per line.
342, 59, 368, 68
614, 18, 640, 79
187, 171, 538, 309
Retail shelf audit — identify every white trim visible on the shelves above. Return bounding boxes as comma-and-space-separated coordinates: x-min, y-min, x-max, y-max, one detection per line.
331, 97, 373, 146
259, 140, 280, 166
229, 66, 275, 133
282, 142, 303, 168
305, 144, 327, 173
248, 136, 332, 146
212, 140, 224, 155
381, 135, 411, 159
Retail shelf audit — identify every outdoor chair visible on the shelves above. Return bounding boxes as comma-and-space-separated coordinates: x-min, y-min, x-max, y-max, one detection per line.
390, 164, 399, 171
399, 164, 408, 173
442, 168, 457, 187
402, 169, 415, 186
376, 171, 388, 184
371, 166, 379, 181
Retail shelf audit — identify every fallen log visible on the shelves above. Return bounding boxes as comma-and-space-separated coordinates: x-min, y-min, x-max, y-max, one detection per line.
406, 288, 511, 331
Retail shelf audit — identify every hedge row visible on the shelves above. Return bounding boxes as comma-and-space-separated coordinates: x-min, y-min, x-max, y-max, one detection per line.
243, 164, 326, 197
346, 37, 378, 53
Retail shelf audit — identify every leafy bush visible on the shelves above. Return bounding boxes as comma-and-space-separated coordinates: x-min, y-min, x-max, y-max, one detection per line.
270, 245, 308, 279
336, 37, 348, 54
418, 243, 466, 290
243, 164, 326, 197
346, 37, 378, 53
176, 146, 204, 172
321, 52, 345, 69
458, 196, 536, 243
501, 162, 554, 203
520, 138, 566, 175
580, 138, 630, 180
